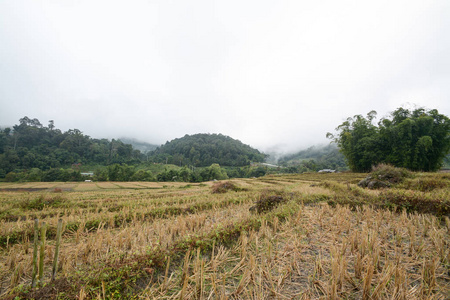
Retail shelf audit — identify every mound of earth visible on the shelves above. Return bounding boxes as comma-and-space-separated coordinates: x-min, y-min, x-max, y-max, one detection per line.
358, 164, 411, 189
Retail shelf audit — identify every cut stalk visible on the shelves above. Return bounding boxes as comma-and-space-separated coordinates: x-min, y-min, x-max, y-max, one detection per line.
52, 219, 63, 281
38, 222, 47, 285
31, 219, 39, 288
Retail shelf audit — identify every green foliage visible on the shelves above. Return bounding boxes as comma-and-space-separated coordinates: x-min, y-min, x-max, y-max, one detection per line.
16, 195, 68, 211
378, 189, 450, 216
93, 168, 108, 181
5, 171, 19, 182
107, 164, 135, 181
130, 169, 154, 181
4, 168, 82, 182
199, 163, 228, 181
358, 164, 412, 189
0, 119, 271, 182
443, 154, 450, 168
0, 117, 144, 178
42, 168, 83, 182
149, 133, 266, 167
156, 167, 181, 182
26, 168, 43, 181
328, 107, 450, 172
248, 166, 267, 177
156, 163, 229, 182
400, 174, 450, 192
370, 164, 412, 183
278, 144, 347, 172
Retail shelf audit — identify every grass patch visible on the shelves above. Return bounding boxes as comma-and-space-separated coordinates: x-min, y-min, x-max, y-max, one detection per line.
378, 189, 450, 216
358, 164, 413, 189
249, 190, 289, 214
401, 174, 450, 192
15, 194, 69, 211
211, 181, 244, 194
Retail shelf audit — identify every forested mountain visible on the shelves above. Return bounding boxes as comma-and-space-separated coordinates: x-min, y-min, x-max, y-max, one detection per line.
149, 133, 266, 167
0, 117, 143, 176
0, 120, 268, 181
277, 144, 347, 171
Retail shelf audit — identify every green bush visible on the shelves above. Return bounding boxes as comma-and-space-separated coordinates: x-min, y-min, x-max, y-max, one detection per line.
402, 176, 449, 192
17, 195, 68, 211
5, 172, 19, 182
378, 189, 449, 216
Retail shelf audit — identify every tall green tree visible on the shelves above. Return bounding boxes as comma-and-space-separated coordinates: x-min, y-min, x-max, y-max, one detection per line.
327, 111, 380, 172
328, 107, 450, 172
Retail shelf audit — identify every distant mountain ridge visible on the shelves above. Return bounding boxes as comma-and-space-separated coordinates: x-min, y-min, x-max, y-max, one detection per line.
149, 133, 266, 167
278, 144, 347, 171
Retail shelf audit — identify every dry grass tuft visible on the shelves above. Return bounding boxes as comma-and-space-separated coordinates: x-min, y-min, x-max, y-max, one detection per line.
211, 181, 243, 194
249, 190, 288, 214
359, 163, 412, 189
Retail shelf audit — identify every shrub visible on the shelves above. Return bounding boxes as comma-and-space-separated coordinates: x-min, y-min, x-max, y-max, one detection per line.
17, 195, 67, 211
5, 172, 19, 182
371, 164, 412, 183
401, 176, 449, 192
378, 190, 450, 216
358, 164, 412, 189
211, 181, 242, 194
250, 190, 287, 214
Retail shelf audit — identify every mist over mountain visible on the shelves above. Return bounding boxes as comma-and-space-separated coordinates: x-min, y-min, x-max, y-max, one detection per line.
119, 138, 158, 154
276, 144, 347, 171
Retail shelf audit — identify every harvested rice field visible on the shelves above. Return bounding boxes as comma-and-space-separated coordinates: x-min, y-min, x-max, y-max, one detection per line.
0, 172, 449, 299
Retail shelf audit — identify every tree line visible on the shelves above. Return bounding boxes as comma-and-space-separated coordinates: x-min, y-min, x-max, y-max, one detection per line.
0, 117, 142, 178
0, 118, 270, 182
3, 163, 272, 183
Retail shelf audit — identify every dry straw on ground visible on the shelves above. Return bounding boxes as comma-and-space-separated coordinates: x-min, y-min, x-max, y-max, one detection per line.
0, 172, 449, 299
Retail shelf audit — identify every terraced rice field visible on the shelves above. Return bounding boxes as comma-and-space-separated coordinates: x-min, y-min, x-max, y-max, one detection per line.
0, 173, 449, 299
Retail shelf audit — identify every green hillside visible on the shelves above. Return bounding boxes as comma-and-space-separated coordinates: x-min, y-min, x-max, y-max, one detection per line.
149, 133, 266, 167
278, 144, 347, 171
0, 117, 143, 177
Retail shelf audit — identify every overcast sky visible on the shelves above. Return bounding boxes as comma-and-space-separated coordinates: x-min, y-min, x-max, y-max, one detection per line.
1, 0, 449, 153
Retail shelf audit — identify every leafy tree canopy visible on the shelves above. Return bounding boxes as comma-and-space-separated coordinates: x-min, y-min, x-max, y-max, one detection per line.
0, 117, 143, 174
327, 107, 450, 172
149, 133, 266, 167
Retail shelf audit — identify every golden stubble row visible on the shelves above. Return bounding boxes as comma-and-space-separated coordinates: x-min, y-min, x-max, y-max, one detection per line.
137, 203, 449, 299
0, 187, 254, 238
0, 199, 255, 296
